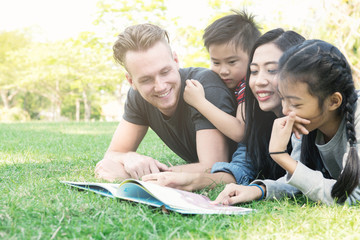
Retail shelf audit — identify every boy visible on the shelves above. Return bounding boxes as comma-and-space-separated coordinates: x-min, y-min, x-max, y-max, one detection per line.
184, 10, 260, 142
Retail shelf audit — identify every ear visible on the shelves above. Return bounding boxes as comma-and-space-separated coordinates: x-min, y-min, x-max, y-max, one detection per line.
126, 72, 137, 91
328, 92, 342, 111
172, 51, 180, 69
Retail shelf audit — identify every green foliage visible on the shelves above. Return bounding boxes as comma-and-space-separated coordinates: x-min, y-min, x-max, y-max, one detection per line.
0, 107, 30, 122
1, 0, 359, 121
1, 122, 360, 239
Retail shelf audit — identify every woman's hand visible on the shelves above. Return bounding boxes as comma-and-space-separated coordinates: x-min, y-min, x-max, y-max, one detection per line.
183, 79, 206, 109
212, 183, 264, 205
142, 172, 199, 192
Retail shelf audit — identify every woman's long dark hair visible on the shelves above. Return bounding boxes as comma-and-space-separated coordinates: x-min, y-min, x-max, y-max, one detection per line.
243, 28, 305, 179
278, 39, 359, 202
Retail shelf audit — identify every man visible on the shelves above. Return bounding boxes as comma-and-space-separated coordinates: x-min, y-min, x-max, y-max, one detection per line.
95, 23, 236, 181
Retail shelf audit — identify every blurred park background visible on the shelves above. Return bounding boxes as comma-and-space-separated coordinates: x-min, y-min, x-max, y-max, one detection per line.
0, 0, 359, 122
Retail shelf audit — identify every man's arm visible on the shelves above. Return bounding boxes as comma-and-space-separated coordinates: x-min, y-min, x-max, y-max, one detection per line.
95, 118, 169, 181
170, 129, 229, 173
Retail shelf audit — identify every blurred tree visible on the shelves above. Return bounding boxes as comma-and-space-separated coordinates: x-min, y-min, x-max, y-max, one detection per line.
313, 0, 360, 85
0, 30, 31, 109
22, 33, 120, 121
94, 0, 167, 33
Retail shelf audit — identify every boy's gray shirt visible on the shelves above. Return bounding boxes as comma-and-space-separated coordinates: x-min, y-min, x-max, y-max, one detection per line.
253, 97, 360, 205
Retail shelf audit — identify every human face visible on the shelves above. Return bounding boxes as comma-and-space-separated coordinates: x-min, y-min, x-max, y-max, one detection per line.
249, 43, 283, 116
125, 41, 181, 117
209, 43, 249, 90
279, 80, 341, 138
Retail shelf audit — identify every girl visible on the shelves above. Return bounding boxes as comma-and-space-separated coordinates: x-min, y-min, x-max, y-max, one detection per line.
214, 39, 360, 205
143, 29, 306, 191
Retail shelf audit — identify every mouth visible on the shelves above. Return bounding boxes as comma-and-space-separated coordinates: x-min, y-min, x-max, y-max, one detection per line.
256, 91, 273, 100
222, 79, 232, 83
158, 90, 171, 98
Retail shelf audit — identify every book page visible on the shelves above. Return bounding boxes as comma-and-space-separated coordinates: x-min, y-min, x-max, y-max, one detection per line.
116, 182, 165, 208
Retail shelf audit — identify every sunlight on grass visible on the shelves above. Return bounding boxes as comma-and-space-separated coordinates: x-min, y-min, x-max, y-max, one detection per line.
1, 122, 360, 239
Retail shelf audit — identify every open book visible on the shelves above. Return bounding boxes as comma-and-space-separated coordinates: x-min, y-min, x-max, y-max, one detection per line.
61, 179, 254, 215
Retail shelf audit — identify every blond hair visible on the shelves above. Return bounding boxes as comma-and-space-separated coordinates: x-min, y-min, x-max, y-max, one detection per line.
113, 23, 170, 67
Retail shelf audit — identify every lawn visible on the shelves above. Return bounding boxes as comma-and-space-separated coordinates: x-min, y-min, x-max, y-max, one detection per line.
1, 122, 359, 239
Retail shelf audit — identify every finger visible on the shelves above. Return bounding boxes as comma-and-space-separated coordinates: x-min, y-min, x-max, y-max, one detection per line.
149, 161, 160, 174
226, 195, 241, 205
187, 79, 197, 86
143, 165, 151, 176
285, 112, 297, 128
155, 161, 170, 171
212, 196, 230, 205
293, 128, 301, 139
94, 163, 102, 173
142, 173, 158, 182
213, 185, 235, 204
294, 122, 309, 135
128, 169, 139, 180
190, 79, 200, 86
295, 116, 311, 125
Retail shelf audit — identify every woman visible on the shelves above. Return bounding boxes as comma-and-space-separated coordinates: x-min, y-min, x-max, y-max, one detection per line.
214, 39, 360, 205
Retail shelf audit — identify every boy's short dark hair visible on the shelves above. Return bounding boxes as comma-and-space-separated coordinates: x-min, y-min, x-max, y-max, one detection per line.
203, 10, 261, 55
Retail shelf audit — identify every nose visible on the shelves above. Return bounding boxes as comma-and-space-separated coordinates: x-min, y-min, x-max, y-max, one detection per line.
154, 76, 166, 92
255, 70, 268, 86
219, 65, 229, 76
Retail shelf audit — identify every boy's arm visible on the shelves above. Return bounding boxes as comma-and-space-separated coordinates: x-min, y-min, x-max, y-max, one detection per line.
184, 79, 245, 142
170, 128, 229, 173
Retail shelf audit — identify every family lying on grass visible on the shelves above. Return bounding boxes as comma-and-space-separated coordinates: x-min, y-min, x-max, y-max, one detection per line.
95, 11, 360, 206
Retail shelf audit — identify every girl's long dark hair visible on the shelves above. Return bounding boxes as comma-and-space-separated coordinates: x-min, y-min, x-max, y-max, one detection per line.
278, 39, 360, 202
243, 28, 305, 179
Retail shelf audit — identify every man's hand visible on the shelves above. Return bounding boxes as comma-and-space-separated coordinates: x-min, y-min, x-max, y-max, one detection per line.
122, 152, 170, 179
95, 158, 128, 182
95, 152, 170, 181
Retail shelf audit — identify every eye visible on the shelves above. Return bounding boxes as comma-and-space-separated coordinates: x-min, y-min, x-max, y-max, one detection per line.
250, 70, 258, 75
291, 104, 301, 108
212, 62, 220, 66
228, 60, 238, 65
139, 78, 150, 84
268, 69, 278, 74
161, 69, 170, 75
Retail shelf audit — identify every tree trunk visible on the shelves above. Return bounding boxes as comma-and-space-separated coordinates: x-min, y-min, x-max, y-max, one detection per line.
52, 99, 62, 121
0, 89, 10, 109
82, 90, 91, 122
75, 98, 81, 122
0, 89, 18, 109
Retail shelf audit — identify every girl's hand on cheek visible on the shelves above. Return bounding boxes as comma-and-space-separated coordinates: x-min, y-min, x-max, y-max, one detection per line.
269, 112, 297, 152
293, 115, 310, 139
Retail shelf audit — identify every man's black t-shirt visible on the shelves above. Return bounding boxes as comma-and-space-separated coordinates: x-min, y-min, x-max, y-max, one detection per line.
123, 67, 236, 163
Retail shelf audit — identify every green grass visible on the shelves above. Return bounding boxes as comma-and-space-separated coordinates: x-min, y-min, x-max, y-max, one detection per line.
1, 122, 360, 239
